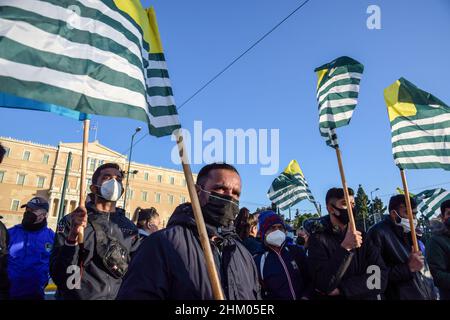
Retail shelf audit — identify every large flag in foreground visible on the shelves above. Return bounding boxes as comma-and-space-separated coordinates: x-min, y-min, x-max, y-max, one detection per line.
384, 77, 450, 170
415, 188, 450, 219
315, 56, 364, 147
267, 160, 319, 212
0, 0, 180, 136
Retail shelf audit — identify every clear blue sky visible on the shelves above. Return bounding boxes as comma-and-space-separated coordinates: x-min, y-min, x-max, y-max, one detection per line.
1, 0, 449, 214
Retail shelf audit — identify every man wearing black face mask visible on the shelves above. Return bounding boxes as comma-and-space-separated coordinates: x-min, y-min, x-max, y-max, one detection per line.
305, 188, 387, 300
366, 195, 436, 300
50, 163, 141, 300
7, 197, 54, 299
117, 163, 261, 300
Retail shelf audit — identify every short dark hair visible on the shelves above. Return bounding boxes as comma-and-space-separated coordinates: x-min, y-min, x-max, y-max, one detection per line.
0, 144, 6, 164
92, 163, 123, 185
196, 162, 240, 187
325, 187, 355, 205
388, 194, 417, 213
440, 199, 450, 216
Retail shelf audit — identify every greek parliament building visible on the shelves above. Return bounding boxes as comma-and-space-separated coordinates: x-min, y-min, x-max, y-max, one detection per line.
0, 136, 195, 230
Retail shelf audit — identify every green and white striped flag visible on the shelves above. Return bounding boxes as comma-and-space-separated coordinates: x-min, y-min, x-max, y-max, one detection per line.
267, 160, 320, 212
384, 77, 450, 170
315, 56, 364, 148
0, 0, 180, 137
415, 188, 450, 219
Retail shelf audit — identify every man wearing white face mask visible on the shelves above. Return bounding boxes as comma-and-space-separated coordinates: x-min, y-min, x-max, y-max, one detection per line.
366, 194, 436, 300
50, 163, 141, 300
254, 211, 311, 300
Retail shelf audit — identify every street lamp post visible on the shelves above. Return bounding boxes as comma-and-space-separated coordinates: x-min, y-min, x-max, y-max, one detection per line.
370, 187, 380, 224
123, 127, 141, 217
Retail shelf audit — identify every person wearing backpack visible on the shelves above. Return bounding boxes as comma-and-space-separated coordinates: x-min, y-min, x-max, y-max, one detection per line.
254, 211, 311, 300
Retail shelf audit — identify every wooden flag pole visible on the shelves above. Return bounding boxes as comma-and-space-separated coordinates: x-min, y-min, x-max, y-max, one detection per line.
400, 169, 419, 252
78, 119, 90, 245
335, 147, 357, 234
175, 129, 225, 300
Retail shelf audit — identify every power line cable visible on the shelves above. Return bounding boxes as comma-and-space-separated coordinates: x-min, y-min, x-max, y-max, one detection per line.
112, 0, 312, 159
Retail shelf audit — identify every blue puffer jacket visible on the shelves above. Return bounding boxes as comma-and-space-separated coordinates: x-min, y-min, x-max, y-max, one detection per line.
8, 224, 54, 299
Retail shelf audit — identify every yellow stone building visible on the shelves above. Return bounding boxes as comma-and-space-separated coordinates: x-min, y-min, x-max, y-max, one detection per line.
0, 136, 194, 230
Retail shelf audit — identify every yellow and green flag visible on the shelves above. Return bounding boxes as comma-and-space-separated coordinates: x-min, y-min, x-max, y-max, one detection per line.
0, 0, 180, 137
384, 78, 450, 170
267, 160, 320, 212
315, 56, 364, 148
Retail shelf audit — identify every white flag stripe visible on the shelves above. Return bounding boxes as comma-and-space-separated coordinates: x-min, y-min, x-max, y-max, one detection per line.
319, 108, 355, 124
391, 113, 450, 132
3, 0, 144, 65
317, 84, 360, 105
425, 191, 450, 214
0, 18, 145, 86
317, 72, 362, 98
146, 76, 172, 89
392, 141, 450, 153
77, 0, 145, 51
147, 112, 180, 128
319, 97, 358, 112
278, 194, 309, 210
147, 94, 176, 108
391, 128, 450, 143
0, 58, 148, 110
395, 155, 450, 165
269, 185, 309, 202
270, 188, 311, 205
148, 60, 168, 70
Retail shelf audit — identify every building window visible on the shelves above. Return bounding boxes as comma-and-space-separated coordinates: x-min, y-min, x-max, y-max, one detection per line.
23, 151, 30, 161
42, 154, 50, 164
144, 172, 149, 181
126, 189, 133, 200
141, 191, 148, 202
0, 171, 4, 183
157, 175, 162, 183
168, 194, 174, 205
3, 147, 10, 157
11, 199, 20, 211
88, 157, 96, 171
180, 196, 186, 204
37, 176, 46, 188
170, 177, 175, 185
98, 159, 104, 166
181, 179, 187, 187
155, 193, 161, 203
16, 173, 26, 185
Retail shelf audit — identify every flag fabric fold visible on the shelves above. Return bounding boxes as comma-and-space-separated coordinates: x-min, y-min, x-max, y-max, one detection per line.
415, 188, 450, 219
267, 160, 319, 212
0, 0, 180, 136
384, 77, 450, 170
315, 56, 364, 148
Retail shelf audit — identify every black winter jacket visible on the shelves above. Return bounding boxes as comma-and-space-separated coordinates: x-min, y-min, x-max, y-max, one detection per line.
305, 216, 387, 300
117, 203, 261, 300
425, 221, 450, 300
366, 216, 435, 300
50, 206, 141, 300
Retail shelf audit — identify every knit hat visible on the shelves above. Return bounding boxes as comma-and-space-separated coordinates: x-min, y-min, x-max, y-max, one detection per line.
258, 210, 285, 240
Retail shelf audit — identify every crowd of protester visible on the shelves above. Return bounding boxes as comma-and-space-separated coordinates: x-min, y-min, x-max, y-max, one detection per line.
0, 142, 449, 300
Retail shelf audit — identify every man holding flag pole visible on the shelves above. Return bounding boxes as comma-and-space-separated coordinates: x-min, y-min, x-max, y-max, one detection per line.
363, 77, 448, 300
0, 0, 225, 299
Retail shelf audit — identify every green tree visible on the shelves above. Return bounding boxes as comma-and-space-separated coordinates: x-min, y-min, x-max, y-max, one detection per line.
355, 184, 370, 231
292, 212, 320, 230
369, 196, 386, 226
